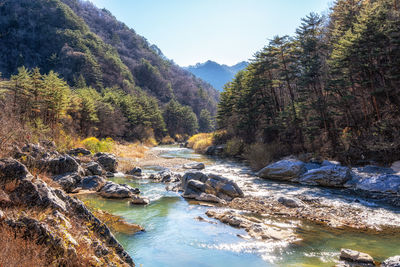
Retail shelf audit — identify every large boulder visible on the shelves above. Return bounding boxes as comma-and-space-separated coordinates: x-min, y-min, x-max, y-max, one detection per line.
67, 147, 91, 156
347, 166, 400, 196
181, 172, 243, 202
52, 172, 82, 193
205, 145, 225, 156
130, 195, 150, 205
339, 249, 374, 265
0, 158, 31, 183
381, 255, 400, 267
95, 153, 118, 173
84, 162, 104, 176
299, 165, 351, 187
80, 176, 106, 191
256, 159, 306, 181
43, 155, 81, 175
98, 181, 139, 199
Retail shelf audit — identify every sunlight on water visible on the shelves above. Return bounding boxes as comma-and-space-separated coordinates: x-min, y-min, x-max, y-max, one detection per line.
78, 146, 400, 266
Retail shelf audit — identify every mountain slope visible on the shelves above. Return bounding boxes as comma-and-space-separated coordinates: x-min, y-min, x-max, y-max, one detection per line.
0, 0, 219, 116
186, 60, 248, 91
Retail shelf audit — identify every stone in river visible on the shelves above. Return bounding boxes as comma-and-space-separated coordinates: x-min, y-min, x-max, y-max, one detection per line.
256, 159, 306, 181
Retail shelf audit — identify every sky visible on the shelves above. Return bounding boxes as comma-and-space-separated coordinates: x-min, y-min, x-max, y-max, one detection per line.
90, 0, 333, 67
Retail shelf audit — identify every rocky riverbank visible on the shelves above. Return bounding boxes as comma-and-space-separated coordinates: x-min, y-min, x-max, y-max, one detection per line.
0, 142, 147, 266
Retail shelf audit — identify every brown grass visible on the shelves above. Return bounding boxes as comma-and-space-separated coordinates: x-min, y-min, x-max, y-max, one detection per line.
0, 225, 49, 266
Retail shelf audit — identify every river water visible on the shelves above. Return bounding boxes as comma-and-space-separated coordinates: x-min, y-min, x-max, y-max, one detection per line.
78, 146, 400, 266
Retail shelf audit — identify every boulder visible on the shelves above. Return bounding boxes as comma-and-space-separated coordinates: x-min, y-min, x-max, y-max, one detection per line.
21, 143, 46, 158
98, 181, 139, 199
382, 255, 400, 267
257, 159, 306, 181
67, 147, 91, 156
278, 196, 304, 208
130, 196, 150, 205
183, 162, 205, 170
95, 153, 117, 173
52, 172, 82, 193
80, 176, 106, 191
149, 171, 181, 183
181, 172, 243, 203
0, 158, 31, 183
126, 167, 142, 176
321, 160, 341, 167
339, 249, 374, 265
43, 155, 81, 175
205, 145, 225, 156
348, 165, 400, 195
391, 161, 400, 173
299, 165, 351, 187
84, 162, 104, 176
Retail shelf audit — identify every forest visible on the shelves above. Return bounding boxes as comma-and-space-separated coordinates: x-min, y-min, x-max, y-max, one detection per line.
216, 0, 400, 165
0, 0, 216, 153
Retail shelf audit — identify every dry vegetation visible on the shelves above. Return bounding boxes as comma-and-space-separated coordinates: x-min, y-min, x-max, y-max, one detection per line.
187, 133, 213, 153
0, 226, 49, 267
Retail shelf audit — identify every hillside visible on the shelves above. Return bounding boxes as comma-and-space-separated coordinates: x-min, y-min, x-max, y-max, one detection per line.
0, 0, 218, 116
186, 60, 248, 91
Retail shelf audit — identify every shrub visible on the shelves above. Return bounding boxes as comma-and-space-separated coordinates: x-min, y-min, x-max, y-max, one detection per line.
213, 130, 229, 145
160, 135, 175, 144
187, 133, 213, 153
82, 137, 114, 153
224, 138, 244, 157
243, 142, 283, 170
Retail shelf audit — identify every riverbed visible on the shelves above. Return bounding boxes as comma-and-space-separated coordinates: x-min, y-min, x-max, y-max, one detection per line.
78, 146, 400, 266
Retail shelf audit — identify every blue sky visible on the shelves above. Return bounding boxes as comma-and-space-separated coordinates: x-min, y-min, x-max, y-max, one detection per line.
90, 0, 333, 66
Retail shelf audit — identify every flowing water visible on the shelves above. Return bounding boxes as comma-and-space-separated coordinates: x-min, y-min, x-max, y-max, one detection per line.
78, 146, 400, 266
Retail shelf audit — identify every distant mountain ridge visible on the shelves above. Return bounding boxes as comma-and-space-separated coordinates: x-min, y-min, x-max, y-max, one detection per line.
185, 60, 248, 91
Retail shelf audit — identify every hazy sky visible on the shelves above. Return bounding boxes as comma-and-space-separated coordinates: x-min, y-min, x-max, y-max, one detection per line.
90, 0, 333, 66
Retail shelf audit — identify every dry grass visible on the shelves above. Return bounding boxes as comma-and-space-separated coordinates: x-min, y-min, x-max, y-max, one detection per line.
187, 133, 213, 153
0, 225, 49, 266
111, 142, 149, 159
160, 135, 175, 144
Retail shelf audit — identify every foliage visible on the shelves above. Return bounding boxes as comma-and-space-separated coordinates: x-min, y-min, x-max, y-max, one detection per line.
81, 137, 114, 153
187, 133, 214, 153
224, 138, 244, 157
163, 99, 199, 137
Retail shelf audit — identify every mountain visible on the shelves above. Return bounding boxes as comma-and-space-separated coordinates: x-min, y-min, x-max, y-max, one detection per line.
0, 0, 219, 116
185, 60, 248, 91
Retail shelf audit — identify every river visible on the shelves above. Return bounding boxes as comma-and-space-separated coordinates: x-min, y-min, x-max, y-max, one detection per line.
78, 146, 400, 266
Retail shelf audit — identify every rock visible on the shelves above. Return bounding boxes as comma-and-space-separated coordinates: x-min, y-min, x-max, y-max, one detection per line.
126, 167, 142, 176
21, 143, 46, 158
359, 165, 395, 175
278, 196, 304, 208
256, 159, 306, 181
339, 249, 374, 265
0, 209, 4, 220
391, 161, 400, 173
206, 210, 296, 241
81, 176, 106, 191
43, 155, 81, 175
130, 195, 150, 205
67, 147, 91, 156
0, 158, 31, 183
299, 165, 351, 187
95, 153, 117, 173
149, 171, 181, 183
181, 172, 243, 203
382, 255, 400, 267
183, 162, 205, 170
205, 145, 225, 156
194, 216, 217, 224
84, 162, 104, 176
304, 162, 321, 171
321, 160, 341, 167
349, 172, 400, 195
52, 172, 82, 193
98, 181, 140, 199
